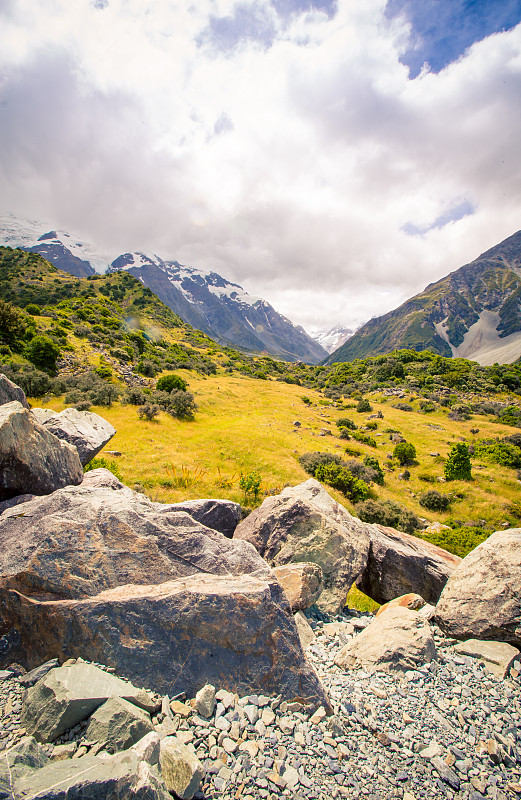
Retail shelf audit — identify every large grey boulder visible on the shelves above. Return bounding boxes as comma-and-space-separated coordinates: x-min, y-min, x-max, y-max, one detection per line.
435, 528, 521, 647
234, 479, 371, 614
334, 606, 437, 673
0, 476, 270, 602
159, 736, 203, 799
31, 407, 116, 466
7, 575, 330, 710
20, 662, 158, 743
0, 401, 83, 500
0, 736, 49, 796
169, 498, 242, 538
357, 524, 461, 605
85, 696, 155, 753
0, 375, 30, 408
14, 748, 171, 799
234, 479, 458, 611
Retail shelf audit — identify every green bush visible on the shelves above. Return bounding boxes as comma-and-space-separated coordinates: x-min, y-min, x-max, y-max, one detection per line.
25, 303, 41, 316
0, 299, 28, 349
474, 440, 521, 468
419, 490, 451, 512
168, 390, 197, 419
356, 399, 372, 413
336, 417, 357, 431
26, 335, 60, 371
239, 471, 262, 503
138, 402, 160, 421
444, 443, 472, 480
352, 431, 377, 447
354, 498, 419, 534
363, 455, 384, 485
315, 463, 369, 502
156, 373, 188, 393
415, 525, 491, 558
393, 441, 416, 465
298, 451, 347, 476
83, 456, 123, 481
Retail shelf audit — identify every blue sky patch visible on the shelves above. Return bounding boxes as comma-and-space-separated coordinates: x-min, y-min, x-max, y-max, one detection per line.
403, 200, 475, 236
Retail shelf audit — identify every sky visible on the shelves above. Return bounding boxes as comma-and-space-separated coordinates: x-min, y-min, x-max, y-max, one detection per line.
1, 0, 521, 334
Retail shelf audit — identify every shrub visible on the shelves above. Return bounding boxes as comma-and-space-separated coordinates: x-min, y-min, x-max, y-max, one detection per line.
352, 431, 377, 447
239, 471, 262, 503
26, 335, 61, 371
393, 441, 416, 465
0, 299, 28, 349
138, 402, 160, 421
138, 359, 157, 377
25, 303, 41, 316
167, 390, 197, 419
366, 421, 377, 430
315, 463, 369, 502
444, 443, 472, 481
356, 399, 372, 413
2, 365, 52, 398
415, 525, 491, 558
504, 432, 521, 449
354, 498, 419, 534
124, 387, 147, 405
298, 452, 346, 476
156, 373, 188, 393
474, 440, 521, 468
362, 455, 384, 485
83, 456, 123, 481
392, 402, 413, 412
419, 490, 451, 512
336, 417, 357, 431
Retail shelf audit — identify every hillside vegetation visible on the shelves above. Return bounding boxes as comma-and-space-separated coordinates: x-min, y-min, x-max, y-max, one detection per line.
2, 246, 521, 564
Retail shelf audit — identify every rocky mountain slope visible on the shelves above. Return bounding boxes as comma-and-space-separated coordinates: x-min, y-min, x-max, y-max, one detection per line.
308, 325, 354, 354
0, 214, 326, 364
326, 230, 521, 366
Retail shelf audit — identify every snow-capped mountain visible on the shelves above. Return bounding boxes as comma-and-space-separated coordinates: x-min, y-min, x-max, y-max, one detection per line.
309, 325, 354, 354
109, 252, 327, 363
0, 214, 327, 363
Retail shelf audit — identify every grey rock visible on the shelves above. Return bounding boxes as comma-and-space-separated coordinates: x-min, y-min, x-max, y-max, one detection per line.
453, 639, 520, 678
0, 401, 83, 501
294, 611, 316, 651
272, 563, 324, 611
31, 407, 116, 466
159, 736, 203, 799
168, 498, 242, 538
194, 684, 216, 718
334, 607, 437, 673
435, 528, 521, 646
85, 696, 154, 753
18, 658, 60, 688
0, 376, 29, 409
0, 736, 49, 796
431, 755, 461, 790
0, 494, 36, 516
131, 731, 161, 766
20, 662, 157, 743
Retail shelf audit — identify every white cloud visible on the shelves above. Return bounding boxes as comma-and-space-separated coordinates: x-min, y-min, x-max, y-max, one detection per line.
0, 0, 520, 334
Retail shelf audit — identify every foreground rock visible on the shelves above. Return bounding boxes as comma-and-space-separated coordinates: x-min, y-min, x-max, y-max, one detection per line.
334, 606, 437, 673
435, 528, 521, 647
0, 375, 30, 409
21, 662, 157, 742
168, 498, 242, 538
160, 737, 204, 799
234, 479, 458, 610
31, 407, 116, 466
0, 401, 83, 501
453, 639, 520, 678
273, 563, 324, 611
356, 524, 461, 605
234, 479, 370, 614
7, 576, 330, 708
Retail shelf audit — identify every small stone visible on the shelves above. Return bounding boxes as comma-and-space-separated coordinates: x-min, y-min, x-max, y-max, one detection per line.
222, 738, 238, 754
170, 701, 192, 718
309, 707, 327, 725
194, 685, 216, 718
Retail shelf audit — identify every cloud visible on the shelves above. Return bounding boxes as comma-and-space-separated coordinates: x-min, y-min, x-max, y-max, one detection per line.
0, 0, 520, 334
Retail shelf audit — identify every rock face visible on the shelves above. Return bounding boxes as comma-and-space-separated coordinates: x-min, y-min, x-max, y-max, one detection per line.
6, 576, 330, 708
20, 662, 157, 742
0, 375, 30, 409
234, 479, 370, 614
31, 407, 116, 466
234, 479, 458, 610
435, 528, 521, 646
0, 401, 83, 501
334, 607, 437, 673
356, 524, 460, 606
273, 563, 324, 611
169, 498, 242, 538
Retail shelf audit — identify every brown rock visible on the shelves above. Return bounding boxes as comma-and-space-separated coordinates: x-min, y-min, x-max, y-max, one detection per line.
0, 401, 83, 501
3, 575, 330, 709
376, 593, 426, 617
334, 606, 437, 673
273, 563, 323, 611
435, 528, 521, 646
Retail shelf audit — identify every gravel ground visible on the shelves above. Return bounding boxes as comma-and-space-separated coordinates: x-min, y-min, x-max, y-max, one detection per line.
1, 608, 520, 800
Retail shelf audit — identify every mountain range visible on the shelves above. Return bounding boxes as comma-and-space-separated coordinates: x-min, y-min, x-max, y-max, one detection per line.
326, 229, 521, 366
0, 215, 326, 364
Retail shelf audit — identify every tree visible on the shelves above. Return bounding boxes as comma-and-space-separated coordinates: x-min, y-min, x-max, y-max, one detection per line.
393, 441, 416, 465
26, 335, 60, 371
356, 398, 372, 413
156, 373, 187, 393
0, 299, 27, 349
444, 443, 472, 481
168, 390, 197, 419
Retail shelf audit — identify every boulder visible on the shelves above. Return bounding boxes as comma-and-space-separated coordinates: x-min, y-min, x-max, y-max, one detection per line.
31, 407, 116, 466
85, 696, 154, 753
194, 684, 216, 718
14, 749, 171, 799
0, 493, 36, 515
20, 662, 158, 743
435, 529, 521, 646
169, 498, 242, 538
376, 593, 426, 617
356, 524, 461, 605
7, 575, 330, 710
294, 611, 316, 650
0, 401, 83, 501
0, 375, 30, 408
334, 607, 437, 673
234, 479, 371, 614
0, 477, 271, 602
453, 639, 520, 679
0, 736, 49, 796
159, 737, 203, 800
273, 563, 324, 611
